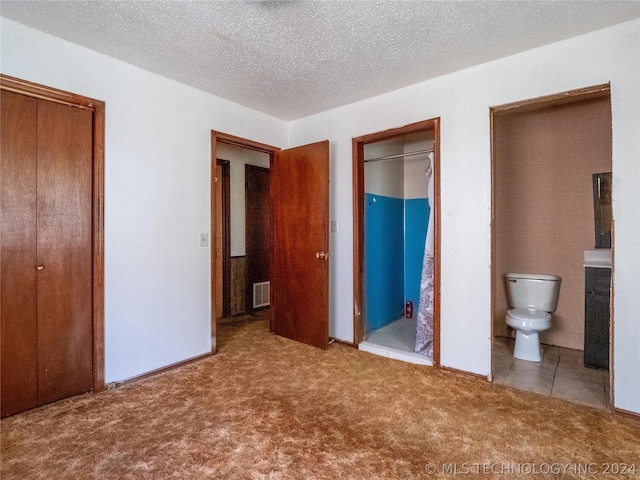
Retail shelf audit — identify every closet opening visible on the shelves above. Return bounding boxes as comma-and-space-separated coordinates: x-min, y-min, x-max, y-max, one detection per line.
352, 119, 441, 367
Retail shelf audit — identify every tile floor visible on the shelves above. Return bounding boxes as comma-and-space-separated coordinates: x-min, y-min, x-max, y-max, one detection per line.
493, 337, 610, 410
360, 324, 610, 410
359, 317, 433, 366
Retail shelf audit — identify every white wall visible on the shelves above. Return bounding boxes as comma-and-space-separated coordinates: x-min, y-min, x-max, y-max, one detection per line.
404, 134, 433, 200
403, 158, 429, 200
363, 136, 433, 199
288, 19, 640, 414
364, 139, 403, 198
0, 18, 288, 383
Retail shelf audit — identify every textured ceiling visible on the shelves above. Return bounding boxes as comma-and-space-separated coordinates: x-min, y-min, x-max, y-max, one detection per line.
2, 1, 639, 120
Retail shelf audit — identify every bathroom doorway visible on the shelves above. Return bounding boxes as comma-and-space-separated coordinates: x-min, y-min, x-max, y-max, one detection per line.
490, 85, 614, 410
352, 119, 440, 366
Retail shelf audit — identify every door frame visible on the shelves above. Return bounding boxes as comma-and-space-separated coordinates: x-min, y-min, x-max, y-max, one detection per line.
214, 159, 231, 319
210, 131, 280, 350
352, 118, 441, 367
0, 74, 106, 394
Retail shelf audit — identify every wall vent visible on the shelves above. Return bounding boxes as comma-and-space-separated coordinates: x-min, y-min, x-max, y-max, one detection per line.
253, 281, 270, 308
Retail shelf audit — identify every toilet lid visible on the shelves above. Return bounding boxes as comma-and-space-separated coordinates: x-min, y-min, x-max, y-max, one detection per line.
507, 308, 551, 321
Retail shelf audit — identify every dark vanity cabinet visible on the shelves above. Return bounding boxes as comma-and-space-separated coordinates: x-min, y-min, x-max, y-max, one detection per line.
584, 267, 611, 369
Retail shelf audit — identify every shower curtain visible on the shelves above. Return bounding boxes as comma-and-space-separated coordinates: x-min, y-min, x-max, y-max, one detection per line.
415, 153, 434, 357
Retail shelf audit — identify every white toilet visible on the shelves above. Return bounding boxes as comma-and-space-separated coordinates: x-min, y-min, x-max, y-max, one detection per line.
505, 273, 561, 362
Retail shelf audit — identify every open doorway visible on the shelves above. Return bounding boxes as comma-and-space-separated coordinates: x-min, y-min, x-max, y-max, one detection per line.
352, 119, 441, 367
490, 84, 614, 410
211, 133, 331, 352
213, 143, 271, 320
211, 132, 279, 352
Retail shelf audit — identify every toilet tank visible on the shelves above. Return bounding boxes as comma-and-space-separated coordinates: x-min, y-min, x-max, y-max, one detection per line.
505, 273, 562, 312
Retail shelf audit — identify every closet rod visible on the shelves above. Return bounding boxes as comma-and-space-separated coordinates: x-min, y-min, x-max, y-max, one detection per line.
364, 148, 433, 163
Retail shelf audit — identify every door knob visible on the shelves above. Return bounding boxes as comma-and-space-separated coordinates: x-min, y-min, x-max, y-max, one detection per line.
315, 252, 329, 259
35, 264, 45, 271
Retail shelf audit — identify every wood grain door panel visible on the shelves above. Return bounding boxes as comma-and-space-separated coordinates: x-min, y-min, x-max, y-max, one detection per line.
0, 91, 39, 417
1, 75, 104, 418
271, 141, 329, 349
214, 159, 231, 320
245, 165, 270, 310
215, 163, 223, 320
36, 101, 94, 403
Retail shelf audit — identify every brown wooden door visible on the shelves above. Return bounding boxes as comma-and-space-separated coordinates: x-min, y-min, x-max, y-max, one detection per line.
0, 91, 93, 417
214, 163, 224, 321
213, 159, 231, 321
245, 165, 270, 311
271, 141, 329, 349
1, 90, 39, 416
36, 100, 93, 404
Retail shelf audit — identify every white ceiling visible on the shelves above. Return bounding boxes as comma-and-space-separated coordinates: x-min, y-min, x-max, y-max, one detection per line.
2, 1, 639, 120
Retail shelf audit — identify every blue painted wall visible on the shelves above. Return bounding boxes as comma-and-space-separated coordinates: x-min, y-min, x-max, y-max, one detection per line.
405, 199, 430, 314
364, 194, 404, 332
364, 194, 430, 333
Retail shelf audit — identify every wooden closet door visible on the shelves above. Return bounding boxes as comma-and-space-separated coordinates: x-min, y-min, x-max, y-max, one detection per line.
36, 100, 93, 404
0, 91, 39, 418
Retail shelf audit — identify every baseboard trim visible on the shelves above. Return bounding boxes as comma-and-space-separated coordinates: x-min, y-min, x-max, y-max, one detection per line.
614, 407, 640, 422
113, 352, 213, 388
441, 366, 490, 381
330, 338, 357, 348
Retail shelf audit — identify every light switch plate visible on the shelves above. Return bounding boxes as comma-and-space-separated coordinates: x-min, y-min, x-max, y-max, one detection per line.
200, 233, 209, 247
330, 220, 338, 232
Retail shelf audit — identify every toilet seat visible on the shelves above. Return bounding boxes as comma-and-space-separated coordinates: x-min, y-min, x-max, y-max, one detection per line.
506, 308, 551, 332
506, 308, 551, 322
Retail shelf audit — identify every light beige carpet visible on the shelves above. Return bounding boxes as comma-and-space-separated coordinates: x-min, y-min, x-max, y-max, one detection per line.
1, 315, 639, 479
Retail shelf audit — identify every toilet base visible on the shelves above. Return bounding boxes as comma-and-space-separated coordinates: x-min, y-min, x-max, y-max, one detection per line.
513, 330, 543, 362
